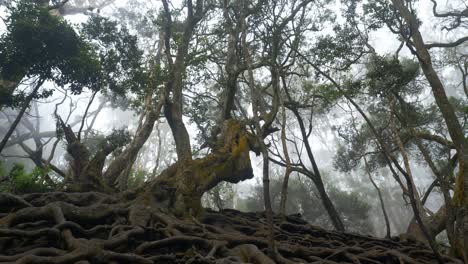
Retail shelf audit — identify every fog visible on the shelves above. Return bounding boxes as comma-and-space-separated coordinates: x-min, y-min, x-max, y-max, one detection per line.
0, 0, 466, 240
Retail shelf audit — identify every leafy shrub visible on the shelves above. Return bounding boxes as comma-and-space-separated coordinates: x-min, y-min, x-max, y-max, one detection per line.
1, 163, 52, 194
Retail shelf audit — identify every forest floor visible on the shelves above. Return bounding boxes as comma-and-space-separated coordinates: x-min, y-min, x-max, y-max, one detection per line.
0, 191, 463, 264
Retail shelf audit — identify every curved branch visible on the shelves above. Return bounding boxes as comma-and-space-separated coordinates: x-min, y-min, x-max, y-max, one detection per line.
430, 0, 468, 18
425, 36, 468, 49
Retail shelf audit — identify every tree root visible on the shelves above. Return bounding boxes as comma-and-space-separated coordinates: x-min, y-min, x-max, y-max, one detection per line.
0, 192, 463, 263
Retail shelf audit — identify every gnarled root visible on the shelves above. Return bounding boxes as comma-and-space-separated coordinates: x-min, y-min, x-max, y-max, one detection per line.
0, 192, 463, 264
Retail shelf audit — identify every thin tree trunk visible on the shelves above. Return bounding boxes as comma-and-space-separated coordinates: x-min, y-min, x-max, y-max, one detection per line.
0, 78, 45, 154
104, 97, 164, 188
413, 133, 456, 251
279, 105, 292, 216
241, 4, 276, 256
83, 100, 105, 141
78, 90, 98, 141
151, 122, 163, 178
105, 29, 165, 188
161, 0, 199, 163
364, 157, 391, 238
389, 109, 443, 264
312, 175, 345, 230
349, 105, 391, 237
390, 0, 467, 260
299, 54, 443, 260
290, 107, 345, 231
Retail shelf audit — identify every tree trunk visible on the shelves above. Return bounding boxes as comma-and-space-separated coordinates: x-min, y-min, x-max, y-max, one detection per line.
104, 97, 164, 189
279, 105, 292, 216
59, 119, 102, 191
390, 109, 443, 263
0, 79, 44, 154
130, 120, 254, 217
311, 175, 345, 231
413, 133, 456, 249
161, 0, 200, 163
391, 0, 468, 260
290, 107, 345, 231
241, 8, 277, 256
364, 157, 391, 238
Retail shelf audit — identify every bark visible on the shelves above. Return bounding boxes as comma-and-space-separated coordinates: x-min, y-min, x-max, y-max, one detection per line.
279, 105, 292, 216
58, 118, 119, 192
133, 119, 254, 217
221, 0, 242, 121
390, 109, 443, 263
104, 28, 166, 190
77, 90, 98, 141
0, 191, 462, 264
390, 0, 468, 260
59, 119, 94, 190
103, 96, 164, 189
161, 0, 202, 163
0, 79, 45, 154
413, 133, 456, 249
241, 6, 276, 256
290, 106, 345, 231
406, 205, 448, 242
151, 122, 163, 178
364, 157, 391, 238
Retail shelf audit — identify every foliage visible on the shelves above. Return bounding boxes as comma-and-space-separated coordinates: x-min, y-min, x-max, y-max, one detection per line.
237, 176, 373, 234
334, 55, 437, 174
0, 2, 152, 109
313, 25, 365, 69
366, 56, 420, 99
0, 0, 465, 253
0, 0, 101, 106
0, 163, 52, 194
202, 181, 235, 210
302, 81, 343, 113
83, 129, 131, 157
81, 15, 151, 103
127, 169, 148, 188
101, 129, 132, 155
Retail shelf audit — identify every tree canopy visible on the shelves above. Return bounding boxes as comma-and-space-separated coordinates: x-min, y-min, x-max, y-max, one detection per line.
0, 0, 467, 263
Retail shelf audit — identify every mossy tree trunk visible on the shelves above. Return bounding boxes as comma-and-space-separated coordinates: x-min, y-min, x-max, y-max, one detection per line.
390, 0, 468, 260
131, 120, 254, 218
100, 118, 257, 228
59, 118, 113, 192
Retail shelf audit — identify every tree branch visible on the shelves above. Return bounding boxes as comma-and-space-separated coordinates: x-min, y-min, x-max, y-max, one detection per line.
425, 36, 468, 49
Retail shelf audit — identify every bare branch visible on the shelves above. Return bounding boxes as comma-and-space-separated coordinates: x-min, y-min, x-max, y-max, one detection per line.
425, 36, 468, 49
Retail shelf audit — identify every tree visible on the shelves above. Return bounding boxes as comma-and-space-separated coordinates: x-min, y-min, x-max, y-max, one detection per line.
0, 0, 103, 153
360, 0, 468, 259
0, 0, 466, 262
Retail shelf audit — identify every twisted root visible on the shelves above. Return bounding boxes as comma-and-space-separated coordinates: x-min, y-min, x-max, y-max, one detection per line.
0, 192, 462, 264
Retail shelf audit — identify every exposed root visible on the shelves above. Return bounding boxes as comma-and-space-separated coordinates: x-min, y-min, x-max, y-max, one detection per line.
0, 192, 463, 263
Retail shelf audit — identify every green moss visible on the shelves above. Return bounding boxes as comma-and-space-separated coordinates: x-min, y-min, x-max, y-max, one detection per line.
232, 135, 248, 158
